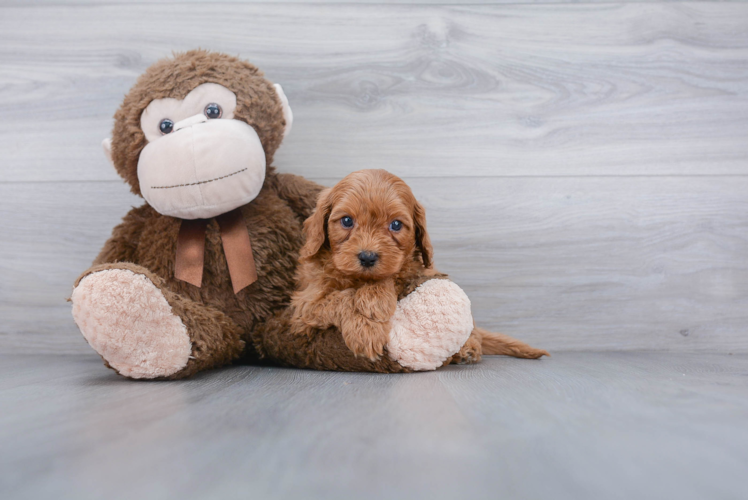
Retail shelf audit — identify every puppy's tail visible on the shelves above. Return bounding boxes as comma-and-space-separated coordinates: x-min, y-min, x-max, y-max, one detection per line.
476, 326, 550, 359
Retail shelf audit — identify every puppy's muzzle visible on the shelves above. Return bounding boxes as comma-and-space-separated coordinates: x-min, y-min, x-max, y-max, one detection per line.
358, 251, 379, 268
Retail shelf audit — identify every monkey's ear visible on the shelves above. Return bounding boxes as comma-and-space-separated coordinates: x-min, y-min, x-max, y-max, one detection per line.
273, 84, 293, 138
102, 138, 113, 166
300, 188, 333, 261
413, 201, 434, 268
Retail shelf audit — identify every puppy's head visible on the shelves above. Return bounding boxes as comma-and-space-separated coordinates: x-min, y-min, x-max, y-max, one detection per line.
300, 169, 433, 279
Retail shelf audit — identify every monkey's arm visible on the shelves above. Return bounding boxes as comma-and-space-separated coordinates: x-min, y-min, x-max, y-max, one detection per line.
272, 173, 326, 222
92, 205, 149, 265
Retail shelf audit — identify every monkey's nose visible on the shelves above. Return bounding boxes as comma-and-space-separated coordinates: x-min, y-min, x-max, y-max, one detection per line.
174, 113, 208, 132
358, 251, 379, 268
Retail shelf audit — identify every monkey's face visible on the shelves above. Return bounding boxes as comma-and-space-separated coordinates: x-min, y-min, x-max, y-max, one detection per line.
131, 83, 285, 219
103, 51, 293, 220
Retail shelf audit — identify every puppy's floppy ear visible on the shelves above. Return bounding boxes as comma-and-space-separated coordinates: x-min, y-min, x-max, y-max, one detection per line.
300, 188, 333, 260
413, 200, 433, 268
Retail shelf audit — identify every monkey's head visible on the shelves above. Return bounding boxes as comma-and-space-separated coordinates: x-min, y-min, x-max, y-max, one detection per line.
104, 50, 292, 219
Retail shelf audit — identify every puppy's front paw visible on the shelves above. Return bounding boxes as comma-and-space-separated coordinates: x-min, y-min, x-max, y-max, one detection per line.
354, 280, 397, 322
341, 316, 389, 362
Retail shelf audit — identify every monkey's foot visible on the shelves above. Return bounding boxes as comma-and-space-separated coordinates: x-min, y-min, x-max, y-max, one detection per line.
387, 279, 474, 371
71, 269, 192, 379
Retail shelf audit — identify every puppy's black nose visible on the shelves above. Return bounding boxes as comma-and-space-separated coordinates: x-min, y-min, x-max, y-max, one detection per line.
358, 251, 379, 268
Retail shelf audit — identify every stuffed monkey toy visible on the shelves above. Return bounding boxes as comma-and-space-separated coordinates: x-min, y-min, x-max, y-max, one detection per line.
71, 50, 486, 380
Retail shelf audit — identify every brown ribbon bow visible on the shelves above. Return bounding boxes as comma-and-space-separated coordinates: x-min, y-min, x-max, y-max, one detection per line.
174, 208, 258, 294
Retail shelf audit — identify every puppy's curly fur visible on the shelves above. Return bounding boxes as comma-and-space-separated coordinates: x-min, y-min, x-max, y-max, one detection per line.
290, 169, 549, 366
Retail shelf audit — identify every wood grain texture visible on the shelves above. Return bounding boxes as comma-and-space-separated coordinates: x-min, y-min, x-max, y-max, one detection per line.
9, 0, 747, 4
1, 3, 748, 182
2, 175, 747, 354
2, 353, 747, 500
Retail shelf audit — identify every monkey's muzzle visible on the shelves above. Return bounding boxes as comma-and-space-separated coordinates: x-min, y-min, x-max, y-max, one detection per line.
137, 114, 266, 219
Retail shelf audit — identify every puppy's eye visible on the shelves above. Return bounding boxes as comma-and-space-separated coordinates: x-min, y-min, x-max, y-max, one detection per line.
204, 103, 222, 119
340, 216, 354, 228
389, 220, 403, 232
159, 119, 174, 135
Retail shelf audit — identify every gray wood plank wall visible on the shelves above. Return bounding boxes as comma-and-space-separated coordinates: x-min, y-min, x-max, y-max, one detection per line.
1, 2, 747, 354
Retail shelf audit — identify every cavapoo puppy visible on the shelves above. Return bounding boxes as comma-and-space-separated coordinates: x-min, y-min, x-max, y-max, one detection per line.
253, 169, 548, 372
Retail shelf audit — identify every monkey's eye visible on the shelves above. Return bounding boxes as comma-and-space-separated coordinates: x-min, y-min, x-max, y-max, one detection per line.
341, 216, 354, 228
389, 220, 403, 232
204, 103, 222, 119
159, 119, 174, 135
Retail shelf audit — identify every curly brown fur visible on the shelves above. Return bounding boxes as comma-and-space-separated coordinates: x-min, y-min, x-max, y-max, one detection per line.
293, 169, 434, 361
253, 170, 548, 373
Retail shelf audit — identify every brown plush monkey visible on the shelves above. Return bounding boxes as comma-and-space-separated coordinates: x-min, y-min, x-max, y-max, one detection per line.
71, 50, 330, 379
71, 50, 498, 380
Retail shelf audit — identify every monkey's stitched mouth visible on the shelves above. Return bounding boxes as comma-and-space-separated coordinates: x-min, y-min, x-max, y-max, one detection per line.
151, 168, 248, 190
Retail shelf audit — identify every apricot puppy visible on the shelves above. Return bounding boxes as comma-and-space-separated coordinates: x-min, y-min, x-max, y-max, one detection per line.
290, 169, 549, 364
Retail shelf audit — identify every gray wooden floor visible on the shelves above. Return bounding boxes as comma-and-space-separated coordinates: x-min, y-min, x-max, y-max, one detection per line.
1, 353, 747, 500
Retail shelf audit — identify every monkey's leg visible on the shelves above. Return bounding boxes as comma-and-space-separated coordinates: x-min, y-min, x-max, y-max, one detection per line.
252, 311, 409, 373
386, 278, 475, 371
71, 263, 244, 380
253, 277, 475, 373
